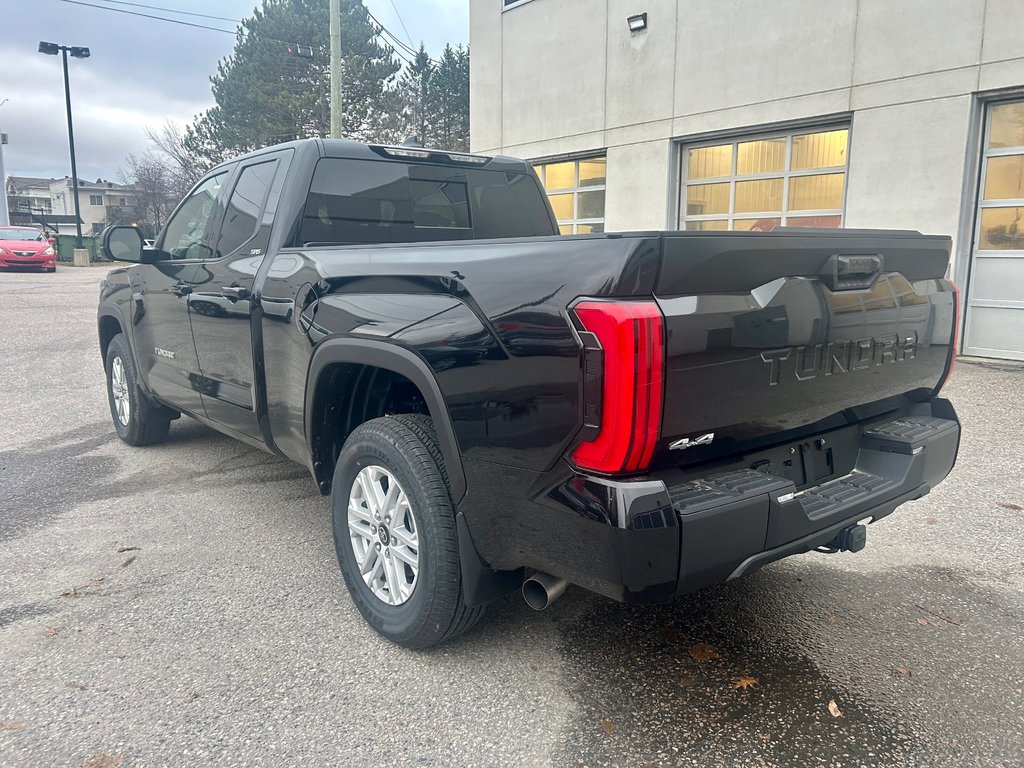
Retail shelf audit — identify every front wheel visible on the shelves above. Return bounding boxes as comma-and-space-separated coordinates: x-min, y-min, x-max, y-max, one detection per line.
331, 415, 484, 648
105, 333, 171, 446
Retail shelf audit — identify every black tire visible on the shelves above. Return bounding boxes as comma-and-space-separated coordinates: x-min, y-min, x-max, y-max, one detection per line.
331, 414, 484, 649
105, 333, 171, 446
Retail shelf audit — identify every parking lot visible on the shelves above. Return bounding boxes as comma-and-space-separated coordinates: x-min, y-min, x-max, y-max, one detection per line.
1, 266, 1022, 768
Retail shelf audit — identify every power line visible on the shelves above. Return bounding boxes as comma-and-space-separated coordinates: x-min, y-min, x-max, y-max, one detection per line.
365, 8, 419, 57
90, 0, 239, 23
55, 0, 237, 34
56, 0, 427, 67
386, 0, 415, 49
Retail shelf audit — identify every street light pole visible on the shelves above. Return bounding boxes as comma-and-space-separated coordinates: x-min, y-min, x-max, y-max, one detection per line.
60, 47, 83, 248
0, 99, 9, 228
39, 41, 90, 249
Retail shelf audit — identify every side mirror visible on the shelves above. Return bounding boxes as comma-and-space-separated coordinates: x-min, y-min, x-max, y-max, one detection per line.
48, 237, 57, 246
101, 225, 144, 263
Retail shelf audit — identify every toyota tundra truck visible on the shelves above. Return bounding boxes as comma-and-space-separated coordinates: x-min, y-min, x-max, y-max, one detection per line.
98, 138, 960, 648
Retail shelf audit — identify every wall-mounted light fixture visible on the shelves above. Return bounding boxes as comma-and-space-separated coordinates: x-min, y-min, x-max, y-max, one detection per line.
627, 12, 648, 32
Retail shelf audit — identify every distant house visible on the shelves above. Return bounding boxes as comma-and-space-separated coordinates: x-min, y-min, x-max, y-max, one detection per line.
5, 175, 133, 236
49, 177, 136, 235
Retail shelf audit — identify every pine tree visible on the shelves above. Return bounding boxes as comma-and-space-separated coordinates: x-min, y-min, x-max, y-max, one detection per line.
425, 44, 470, 152
397, 44, 433, 146
186, 0, 401, 156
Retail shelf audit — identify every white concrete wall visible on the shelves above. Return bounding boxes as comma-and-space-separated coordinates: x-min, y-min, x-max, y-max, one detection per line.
470, 0, 1024, 271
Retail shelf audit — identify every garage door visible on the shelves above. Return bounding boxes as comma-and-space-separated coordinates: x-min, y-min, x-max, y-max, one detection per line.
964, 100, 1024, 360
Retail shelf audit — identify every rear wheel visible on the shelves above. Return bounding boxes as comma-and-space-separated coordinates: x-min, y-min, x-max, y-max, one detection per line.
105, 333, 171, 446
331, 415, 484, 648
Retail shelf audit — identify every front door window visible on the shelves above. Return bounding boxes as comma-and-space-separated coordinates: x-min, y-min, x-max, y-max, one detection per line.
160, 172, 228, 259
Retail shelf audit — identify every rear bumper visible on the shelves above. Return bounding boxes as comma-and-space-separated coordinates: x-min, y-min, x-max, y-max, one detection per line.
458, 400, 959, 605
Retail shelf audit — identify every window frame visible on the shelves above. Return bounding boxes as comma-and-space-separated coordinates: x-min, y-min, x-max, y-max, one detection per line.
678, 124, 851, 231
975, 101, 1024, 253
214, 158, 280, 259
501, 0, 536, 11
89, 194, 103, 206
533, 155, 607, 235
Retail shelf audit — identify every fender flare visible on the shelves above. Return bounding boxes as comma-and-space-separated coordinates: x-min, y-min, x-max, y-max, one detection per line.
97, 305, 128, 356
304, 336, 467, 502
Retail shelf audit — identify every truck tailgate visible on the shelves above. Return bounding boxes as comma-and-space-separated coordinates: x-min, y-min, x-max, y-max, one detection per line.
653, 230, 956, 470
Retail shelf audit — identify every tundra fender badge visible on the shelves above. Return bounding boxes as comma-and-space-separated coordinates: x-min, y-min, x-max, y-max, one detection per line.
669, 432, 715, 451
154, 347, 175, 359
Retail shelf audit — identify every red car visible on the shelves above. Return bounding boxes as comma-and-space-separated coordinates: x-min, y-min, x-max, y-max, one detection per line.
0, 227, 58, 272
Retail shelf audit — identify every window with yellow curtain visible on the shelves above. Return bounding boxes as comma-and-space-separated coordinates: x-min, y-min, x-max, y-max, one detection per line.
681, 127, 849, 231
532, 157, 606, 235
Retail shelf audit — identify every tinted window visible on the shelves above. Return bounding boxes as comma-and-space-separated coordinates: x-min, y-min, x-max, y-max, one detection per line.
217, 161, 277, 257
161, 172, 228, 259
297, 159, 554, 246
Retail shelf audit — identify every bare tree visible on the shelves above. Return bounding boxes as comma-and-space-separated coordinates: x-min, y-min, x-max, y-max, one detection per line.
119, 152, 176, 236
145, 120, 210, 195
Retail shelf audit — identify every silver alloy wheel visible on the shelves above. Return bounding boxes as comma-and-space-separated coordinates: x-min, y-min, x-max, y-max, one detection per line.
348, 465, 419, 605
111, 356, 131, 426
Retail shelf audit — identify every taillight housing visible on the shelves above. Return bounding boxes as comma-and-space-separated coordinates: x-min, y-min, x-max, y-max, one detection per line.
936, 281, 960, 393
570, 300, 665, 474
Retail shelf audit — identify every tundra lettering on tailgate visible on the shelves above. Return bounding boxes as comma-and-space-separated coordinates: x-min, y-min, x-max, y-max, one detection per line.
760, 333, 918, 386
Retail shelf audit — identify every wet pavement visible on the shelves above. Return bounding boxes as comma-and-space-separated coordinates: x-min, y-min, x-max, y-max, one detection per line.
1, 268, 1022, 767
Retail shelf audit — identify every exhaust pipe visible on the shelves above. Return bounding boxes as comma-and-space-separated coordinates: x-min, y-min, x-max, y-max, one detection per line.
522, 572, 567, 611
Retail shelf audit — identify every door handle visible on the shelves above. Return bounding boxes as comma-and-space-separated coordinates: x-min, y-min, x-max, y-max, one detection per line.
221, 286, 250, 301
171, 284, 192, 297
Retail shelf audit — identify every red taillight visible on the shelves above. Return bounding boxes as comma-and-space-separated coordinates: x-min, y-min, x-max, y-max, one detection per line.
571, 300, 665, 474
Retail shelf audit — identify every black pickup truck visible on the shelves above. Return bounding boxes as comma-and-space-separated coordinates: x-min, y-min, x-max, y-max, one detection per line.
98, 138, 960, 648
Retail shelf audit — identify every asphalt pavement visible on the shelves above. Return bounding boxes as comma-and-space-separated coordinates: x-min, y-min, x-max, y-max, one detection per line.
1, 267, 1022, 768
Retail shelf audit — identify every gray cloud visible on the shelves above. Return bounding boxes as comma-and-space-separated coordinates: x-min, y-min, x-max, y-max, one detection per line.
1, 0, 467, 181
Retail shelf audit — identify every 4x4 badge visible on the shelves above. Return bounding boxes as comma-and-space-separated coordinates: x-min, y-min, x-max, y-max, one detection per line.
669, 432, 715, 451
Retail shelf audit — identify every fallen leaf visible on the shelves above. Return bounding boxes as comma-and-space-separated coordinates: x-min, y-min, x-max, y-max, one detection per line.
827, 699, 843, 718
43, 627, 62, 639
892, 665, 912, 678
924, 517, 938, 525
997, 502, 1023, 512
677, 676, 698, 688
916, 617, 940, 627
116, 546, 140, 553
121, 556, 137, 568
0, 722, 28, 731
83, 751, 124, 768
732, 676, 759, 690
689, 643, 720, 662
599, 718, 615, 735
824, 615, 840, 625
67, 681, 88, 691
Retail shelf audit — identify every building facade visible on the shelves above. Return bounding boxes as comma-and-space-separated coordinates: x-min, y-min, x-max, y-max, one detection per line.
48, 177, 134, 235
469, 0, 1024, 360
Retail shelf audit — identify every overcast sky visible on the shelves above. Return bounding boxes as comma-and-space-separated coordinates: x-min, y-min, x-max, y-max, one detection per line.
0, 0, 467, 182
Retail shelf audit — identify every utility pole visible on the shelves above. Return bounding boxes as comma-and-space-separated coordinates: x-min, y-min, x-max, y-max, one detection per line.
329, 0, 342, 138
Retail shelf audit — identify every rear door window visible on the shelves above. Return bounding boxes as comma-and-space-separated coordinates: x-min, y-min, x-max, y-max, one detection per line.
216, 160, 278, 258
296, 158, 554, 246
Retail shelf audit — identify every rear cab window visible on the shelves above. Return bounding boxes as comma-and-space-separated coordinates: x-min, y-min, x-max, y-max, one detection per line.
294, 158, 555, 246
